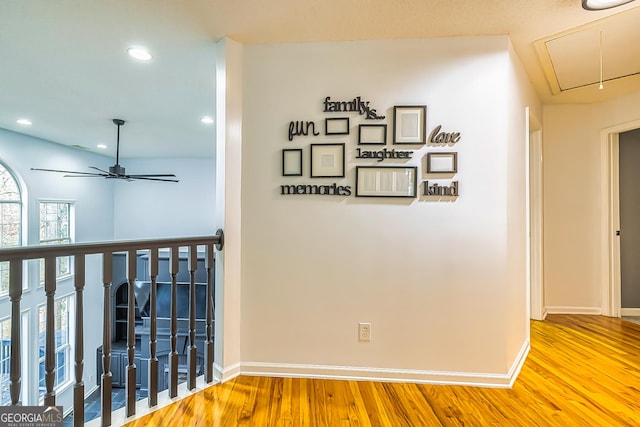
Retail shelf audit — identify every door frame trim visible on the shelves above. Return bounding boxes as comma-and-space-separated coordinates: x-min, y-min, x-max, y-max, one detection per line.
600, 119, 640, 317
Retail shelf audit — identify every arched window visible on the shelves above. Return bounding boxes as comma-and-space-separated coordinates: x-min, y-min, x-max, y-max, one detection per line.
0, 162, 22, 297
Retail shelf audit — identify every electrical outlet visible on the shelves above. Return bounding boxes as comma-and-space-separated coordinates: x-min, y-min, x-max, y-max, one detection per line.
359, 322, 371, 342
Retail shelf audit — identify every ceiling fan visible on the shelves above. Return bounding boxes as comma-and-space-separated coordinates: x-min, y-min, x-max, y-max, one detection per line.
31, 119, 179, 182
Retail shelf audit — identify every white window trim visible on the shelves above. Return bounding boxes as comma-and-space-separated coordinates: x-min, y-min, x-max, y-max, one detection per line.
36, 292, 75, 402
37, 200, 76, 288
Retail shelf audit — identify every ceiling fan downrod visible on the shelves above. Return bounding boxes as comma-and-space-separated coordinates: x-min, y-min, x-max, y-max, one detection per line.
113, 118, 125, 171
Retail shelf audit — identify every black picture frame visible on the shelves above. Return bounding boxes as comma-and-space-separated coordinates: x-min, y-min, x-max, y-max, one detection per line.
358, 124, 387, 145
310, 143, 345, 178
355, 166, 417, 198
426, 152, 457, 174
282, 149, 303, 176
325, 117, 350, 136
393, 105, 427, 144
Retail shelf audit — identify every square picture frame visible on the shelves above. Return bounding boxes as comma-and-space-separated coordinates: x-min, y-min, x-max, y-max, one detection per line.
355, 166, 417, 198
282, 148, 303, 176
393, 105, 426, 144
426, 152, 457, 174
325, 117, 350, 136
358, 124, 387, 145
311, 143, 345, 178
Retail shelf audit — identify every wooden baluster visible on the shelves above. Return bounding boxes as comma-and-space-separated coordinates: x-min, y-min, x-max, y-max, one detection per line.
148, 248, 159, 406
168, 246, 179, 398
126, 250, 137, 417
44, 256, 57, 407
187, 245, 198, 390
9, 260, 22, 405
101, 252, 113, 427
73, 256, 85, 427
204, 244, 214, 383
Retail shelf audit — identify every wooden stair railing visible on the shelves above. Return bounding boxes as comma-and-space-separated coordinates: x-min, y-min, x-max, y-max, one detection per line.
0, 230, 223, 427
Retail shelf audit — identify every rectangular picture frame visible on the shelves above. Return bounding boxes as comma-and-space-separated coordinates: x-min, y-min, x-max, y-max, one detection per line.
358, 124, 387, 145
355, 166, 417, 198
426, 152, 457, 174
393, 105, 426, 144
282, 148, 303, 176
311, 143, 345, 178
325, 117, 350, 136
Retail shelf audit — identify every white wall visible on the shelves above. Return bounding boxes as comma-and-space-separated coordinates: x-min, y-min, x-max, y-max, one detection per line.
239, 36, 530, 385
0, 128, 114, 408
505, 40, 541, 367
113, 157, 216, 239
543, 90, 640, 313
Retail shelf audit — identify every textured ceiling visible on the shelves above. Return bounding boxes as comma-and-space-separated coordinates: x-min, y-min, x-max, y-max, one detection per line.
1, 1, 639, 159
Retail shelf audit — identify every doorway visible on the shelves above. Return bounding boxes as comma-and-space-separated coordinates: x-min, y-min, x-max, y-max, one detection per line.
618, 129, 640, 321
600, 119, 640, 317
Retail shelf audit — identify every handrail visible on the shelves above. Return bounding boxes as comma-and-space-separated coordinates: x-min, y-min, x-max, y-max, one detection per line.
0, 229, 224, 261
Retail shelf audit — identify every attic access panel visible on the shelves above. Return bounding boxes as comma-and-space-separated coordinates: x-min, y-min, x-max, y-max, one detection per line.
535, 7, 640, 93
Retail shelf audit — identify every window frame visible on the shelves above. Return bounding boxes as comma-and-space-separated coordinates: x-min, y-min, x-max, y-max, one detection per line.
38, 200, 75, 286
37, 293, 75, 400
0, 161, 23, 298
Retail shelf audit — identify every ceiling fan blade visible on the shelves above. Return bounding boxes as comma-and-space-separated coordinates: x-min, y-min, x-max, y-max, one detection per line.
129, 176, 180, 183
89, 166, 116, 175
127, 174, 178, 178
31, 167, 107, 176
64, 174, 109, 178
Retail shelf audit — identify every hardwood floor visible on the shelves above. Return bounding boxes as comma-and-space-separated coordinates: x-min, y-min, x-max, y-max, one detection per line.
123, 315, 640, 426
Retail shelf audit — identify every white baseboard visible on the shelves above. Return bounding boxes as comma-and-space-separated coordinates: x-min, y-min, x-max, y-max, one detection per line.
545, 306, 602, 315
507, 340, 530, 388
241, 340, 530, 389
621, 308, 640, 316
215, 362, 241, 383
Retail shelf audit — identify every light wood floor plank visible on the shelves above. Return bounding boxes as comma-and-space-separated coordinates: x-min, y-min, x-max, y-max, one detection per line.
123, 315, 640, 426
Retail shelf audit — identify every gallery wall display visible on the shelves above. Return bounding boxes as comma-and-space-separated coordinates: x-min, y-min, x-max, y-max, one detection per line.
279, 96, 461, 200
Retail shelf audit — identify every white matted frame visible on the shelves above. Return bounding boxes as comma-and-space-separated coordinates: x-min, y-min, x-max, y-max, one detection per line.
393, 105, 426, 144
358, 124, 387, 145
282, 148, 303, 176
426, 152, 457, 174
311, 143, 345, 178
325, 117, 350, 136
355, 166, 417, 198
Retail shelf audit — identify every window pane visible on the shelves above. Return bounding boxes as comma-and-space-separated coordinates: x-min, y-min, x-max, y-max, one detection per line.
39, 202, 73, 279
38, 295, 73, 397
0, 165, 21, 201
0, 318, 11, 406
0, 262, 9, 296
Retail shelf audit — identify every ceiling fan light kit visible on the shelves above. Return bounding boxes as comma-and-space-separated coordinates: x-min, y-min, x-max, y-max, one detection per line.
31, 119, 179, 182
582, 0, 635, 10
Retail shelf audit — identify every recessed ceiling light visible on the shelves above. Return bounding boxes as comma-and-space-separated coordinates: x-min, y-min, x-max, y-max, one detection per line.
97, 144, 108, 149
582, 0, 635, 10
127, 47, 152, 61
201, 116, 214, 124
16, 118, 32, 126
